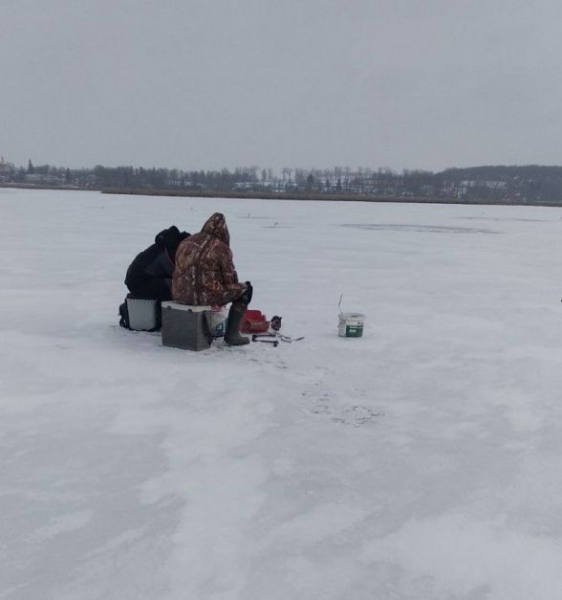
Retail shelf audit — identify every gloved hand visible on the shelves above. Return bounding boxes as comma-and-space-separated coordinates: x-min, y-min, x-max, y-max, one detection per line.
243, 281, 253, 304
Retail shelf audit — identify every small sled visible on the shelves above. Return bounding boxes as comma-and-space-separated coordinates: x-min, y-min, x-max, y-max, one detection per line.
240, 310, 269, 333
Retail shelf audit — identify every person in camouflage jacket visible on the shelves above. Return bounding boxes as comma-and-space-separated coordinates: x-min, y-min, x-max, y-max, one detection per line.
172, 213, 252, 345
172, 212, 246, 305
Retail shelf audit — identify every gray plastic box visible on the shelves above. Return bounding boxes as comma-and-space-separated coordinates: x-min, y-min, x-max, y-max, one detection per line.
161, 302, 213, 351
126, 298, 161, 331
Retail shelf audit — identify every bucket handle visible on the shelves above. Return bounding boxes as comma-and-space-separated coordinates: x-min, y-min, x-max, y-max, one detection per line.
338, 294, 344, 316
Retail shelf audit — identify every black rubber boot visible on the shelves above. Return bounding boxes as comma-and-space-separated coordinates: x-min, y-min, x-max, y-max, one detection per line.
224, 304, 250, 346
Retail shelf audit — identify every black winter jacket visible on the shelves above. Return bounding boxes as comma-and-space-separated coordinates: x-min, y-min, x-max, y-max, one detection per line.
125, 226, 190, 292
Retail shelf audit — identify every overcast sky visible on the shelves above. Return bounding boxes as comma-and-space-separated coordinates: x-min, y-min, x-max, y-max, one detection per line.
1, 0, 562, 172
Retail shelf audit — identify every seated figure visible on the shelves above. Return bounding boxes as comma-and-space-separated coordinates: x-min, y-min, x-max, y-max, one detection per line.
125, 225, 190, 301
172, 213, 252, 346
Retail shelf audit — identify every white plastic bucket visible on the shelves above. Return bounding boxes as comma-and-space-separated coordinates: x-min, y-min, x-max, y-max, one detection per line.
338, 312, 365, 338
209, 307, 228, 338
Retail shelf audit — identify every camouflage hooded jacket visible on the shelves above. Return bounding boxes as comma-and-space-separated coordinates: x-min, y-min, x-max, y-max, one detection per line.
172, 213, 246, 306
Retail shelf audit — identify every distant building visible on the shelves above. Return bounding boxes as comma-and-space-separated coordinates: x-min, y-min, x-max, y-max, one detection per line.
0, 157, 15, 181
0, 156, 14, 172
24, 173, 63, 185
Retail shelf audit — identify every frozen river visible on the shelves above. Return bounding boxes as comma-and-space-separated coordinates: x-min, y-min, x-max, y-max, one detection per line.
2, 188, 562, 599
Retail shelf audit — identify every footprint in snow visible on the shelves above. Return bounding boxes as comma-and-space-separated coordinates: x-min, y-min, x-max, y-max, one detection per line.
331, 405, 385, 427
303, 392, 383, 425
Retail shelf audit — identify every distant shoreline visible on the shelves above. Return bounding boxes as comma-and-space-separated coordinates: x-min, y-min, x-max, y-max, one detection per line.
3, 182, 562, 208
0, 182, 81, 191
102, 187, 562, 209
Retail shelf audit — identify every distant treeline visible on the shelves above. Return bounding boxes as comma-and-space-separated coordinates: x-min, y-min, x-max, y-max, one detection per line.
4, 160, 562, 204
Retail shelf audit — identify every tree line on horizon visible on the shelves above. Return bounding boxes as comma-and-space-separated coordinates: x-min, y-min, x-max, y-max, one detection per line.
4, 160, 562, 203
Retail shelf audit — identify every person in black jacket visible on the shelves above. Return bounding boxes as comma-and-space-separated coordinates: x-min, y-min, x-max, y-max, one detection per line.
125, 226, 190, 300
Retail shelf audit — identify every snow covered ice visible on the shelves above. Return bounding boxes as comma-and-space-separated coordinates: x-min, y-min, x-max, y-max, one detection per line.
2, 188, 562, 599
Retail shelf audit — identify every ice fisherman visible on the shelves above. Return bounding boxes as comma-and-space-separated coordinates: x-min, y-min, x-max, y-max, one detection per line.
172, 212, 253, 346
125, 225, 190, 301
